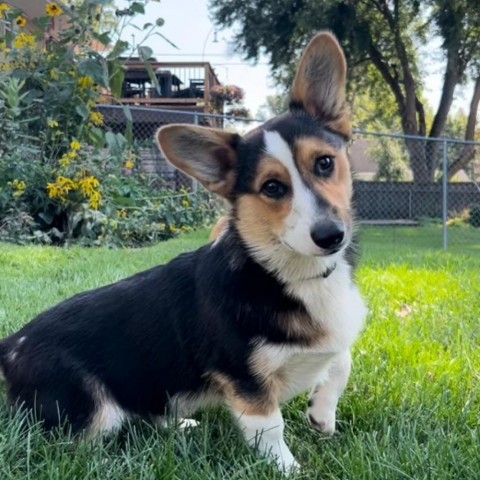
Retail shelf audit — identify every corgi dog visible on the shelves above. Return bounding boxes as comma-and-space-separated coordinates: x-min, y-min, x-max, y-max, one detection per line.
0, 32, 367, 473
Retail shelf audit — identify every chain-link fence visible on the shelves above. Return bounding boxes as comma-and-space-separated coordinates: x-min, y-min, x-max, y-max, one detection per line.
350, 131, 480, 251
98, 105, 262, 192
99, 105, 480, 252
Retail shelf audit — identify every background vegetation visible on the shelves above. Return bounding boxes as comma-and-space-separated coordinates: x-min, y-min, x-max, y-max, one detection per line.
0, 1, 219, 247
211, 0, 480, 182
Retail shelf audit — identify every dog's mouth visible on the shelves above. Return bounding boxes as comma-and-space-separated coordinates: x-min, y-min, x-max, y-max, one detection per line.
281, 238, 346, 257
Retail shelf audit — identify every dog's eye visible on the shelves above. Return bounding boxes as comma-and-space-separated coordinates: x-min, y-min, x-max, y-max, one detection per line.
261, 180, 288, 199
314, 155, 335, 176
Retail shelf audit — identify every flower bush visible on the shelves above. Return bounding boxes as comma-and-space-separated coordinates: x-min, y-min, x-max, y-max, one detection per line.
0, 1, 220, 246
210, 84, 244, 104
210, 84, 250, 118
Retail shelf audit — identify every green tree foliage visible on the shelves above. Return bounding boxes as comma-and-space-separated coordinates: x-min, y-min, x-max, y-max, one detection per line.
210, 0, 480, 182
369, 137, 410, 182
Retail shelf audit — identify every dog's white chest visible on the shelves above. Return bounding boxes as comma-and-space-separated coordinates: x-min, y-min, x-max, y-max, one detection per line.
251, 262, 367, 401
287, 261, 367, 352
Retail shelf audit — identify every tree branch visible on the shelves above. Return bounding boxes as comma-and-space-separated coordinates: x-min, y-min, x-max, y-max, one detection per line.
367, 42, 405, 111
443, 76, 480, 181
429, 52, 461, 139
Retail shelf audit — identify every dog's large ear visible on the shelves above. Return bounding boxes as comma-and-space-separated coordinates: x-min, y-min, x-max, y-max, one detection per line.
291, 32, 350, 138
156, 125, 239, 199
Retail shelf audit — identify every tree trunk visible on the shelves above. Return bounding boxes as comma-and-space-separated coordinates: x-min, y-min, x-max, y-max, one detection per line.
424, 54, 462, 181
444, 76, 480, 181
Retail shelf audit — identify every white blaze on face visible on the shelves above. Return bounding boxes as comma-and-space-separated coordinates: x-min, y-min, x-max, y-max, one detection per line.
263, 130, 322, 256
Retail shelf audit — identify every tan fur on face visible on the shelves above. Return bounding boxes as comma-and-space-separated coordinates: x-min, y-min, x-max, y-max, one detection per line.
295, 137, 352, 226
236, 156, 293, 250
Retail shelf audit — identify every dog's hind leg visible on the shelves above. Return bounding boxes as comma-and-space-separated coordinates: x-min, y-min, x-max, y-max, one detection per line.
86, 385, 127, 438
6, 364, 97, 434
307, 349, 351, 435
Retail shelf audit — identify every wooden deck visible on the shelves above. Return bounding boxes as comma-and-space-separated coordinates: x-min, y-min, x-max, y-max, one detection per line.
115, 61, 221, 112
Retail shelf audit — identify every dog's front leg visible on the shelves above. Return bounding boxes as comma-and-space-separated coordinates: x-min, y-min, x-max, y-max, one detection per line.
229, 397, 299, 474
307, 349, 352, 435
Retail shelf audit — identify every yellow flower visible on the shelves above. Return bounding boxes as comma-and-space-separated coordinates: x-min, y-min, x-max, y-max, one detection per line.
78, 176, 100, 198
59, 155, 70, 167
47, 176, 76, 201
0, 3, 10, 19
0, 41, 9, 54
89, 190, 102, 210
50, 69, 59, 80
47, 119, 59, 128
90, 111, 104, 126
182, 199, 190, 208
47, 182, 61, 199
13, 33, 36, 49
15, 16, 27, 28
46, 3, 62, 17
68, 150, 78, 159
70, 140, 81, 151
57, 176, 77, 192
10, 179, 26, 197
77, 76, 94, 89
124, 159, 134, 170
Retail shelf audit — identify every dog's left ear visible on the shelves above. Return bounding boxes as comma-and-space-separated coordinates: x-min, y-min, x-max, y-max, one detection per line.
156, 125, 239, 199
291, 32, 350, 138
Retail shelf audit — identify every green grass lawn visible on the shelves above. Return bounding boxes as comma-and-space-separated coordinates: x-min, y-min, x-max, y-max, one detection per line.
0, 227, 479, 479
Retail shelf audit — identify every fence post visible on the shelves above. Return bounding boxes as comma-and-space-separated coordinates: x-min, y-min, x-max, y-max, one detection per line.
442, 137, 448, 251
191, 114, 199, 193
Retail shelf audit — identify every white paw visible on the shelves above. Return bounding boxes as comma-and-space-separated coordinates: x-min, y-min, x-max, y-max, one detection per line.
263, 440, 301, 476
307, 405, 336, 435
269, 451, 300, 476
177, 418, 199, 429
151, 416, 199, 429
277, 455, 301, 476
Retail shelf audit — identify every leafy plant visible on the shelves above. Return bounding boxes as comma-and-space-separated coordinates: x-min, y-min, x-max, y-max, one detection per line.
468, 203, 480, 228
0, 1, 217, 246
369, 135, 411, 182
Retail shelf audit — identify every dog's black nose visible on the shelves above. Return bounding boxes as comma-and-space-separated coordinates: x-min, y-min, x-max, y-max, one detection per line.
310, 220, 345, 251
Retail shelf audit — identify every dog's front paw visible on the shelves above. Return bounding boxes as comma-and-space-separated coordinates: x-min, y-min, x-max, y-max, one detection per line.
307, 402, 336, 436
273, 451, 301, 476
259, 438, 301, 476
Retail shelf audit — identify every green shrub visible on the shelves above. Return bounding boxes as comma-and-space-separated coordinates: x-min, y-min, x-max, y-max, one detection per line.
0, 1, 218, 246
468, 204, 480, 228
446, 208, 470, 228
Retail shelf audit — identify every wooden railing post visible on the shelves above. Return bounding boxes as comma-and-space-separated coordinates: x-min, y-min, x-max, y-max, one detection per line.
204, 63, 211, 109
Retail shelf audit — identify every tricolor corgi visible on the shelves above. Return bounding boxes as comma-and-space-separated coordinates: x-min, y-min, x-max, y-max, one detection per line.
0, 32, 367, 473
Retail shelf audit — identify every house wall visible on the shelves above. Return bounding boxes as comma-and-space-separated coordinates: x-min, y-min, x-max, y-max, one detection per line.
4, 1, 62, 37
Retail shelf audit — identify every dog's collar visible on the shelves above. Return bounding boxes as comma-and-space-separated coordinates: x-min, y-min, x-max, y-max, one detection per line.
300, 262, 337, 282
321, 262, 337, 278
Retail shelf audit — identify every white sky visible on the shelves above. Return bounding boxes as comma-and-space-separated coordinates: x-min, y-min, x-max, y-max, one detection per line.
117, 0, 474, 118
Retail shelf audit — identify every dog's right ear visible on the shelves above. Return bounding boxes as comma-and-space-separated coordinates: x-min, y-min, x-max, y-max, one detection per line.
291, 32, 350, 138
156, 125, 239, 199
